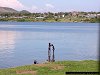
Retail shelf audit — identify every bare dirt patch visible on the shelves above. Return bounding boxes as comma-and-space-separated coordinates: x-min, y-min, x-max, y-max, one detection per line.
50, 65, 64, 70
16, 70, 37, 75
34, 64, 64, 70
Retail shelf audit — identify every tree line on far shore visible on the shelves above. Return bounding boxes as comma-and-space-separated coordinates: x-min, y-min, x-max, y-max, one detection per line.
0, 11, 100, 23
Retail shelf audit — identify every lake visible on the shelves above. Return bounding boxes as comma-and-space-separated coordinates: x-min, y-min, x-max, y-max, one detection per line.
0, 22, 99, 68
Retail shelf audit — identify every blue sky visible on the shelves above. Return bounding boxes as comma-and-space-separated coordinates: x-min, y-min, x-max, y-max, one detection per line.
0, 0, 100, 12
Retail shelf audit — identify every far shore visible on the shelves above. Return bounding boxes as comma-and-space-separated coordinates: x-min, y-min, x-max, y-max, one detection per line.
0, 21, 99, 23
0, 16, 100, 23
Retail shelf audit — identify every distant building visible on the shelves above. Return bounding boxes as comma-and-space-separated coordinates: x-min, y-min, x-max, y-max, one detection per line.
71, 11, 79, 16
10, 16, 23, 18
35, 17, 44, 19
62, 14, 65, 17
78, 14, 86, 17
0, 16, 7, 18
86, 14, 97, 18
97, 14, 100, 18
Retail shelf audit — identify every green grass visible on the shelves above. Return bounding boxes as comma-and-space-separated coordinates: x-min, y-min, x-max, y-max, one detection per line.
0, 60, 99, 75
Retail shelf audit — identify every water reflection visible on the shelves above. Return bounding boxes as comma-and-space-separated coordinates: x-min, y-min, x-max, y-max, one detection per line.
0, 31, 16, 57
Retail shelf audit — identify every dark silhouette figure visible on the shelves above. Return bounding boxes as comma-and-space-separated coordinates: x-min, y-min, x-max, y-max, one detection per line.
34, 60, 37, 64
48, 43, 51, 62
52, 45, 55, 62
48, 43, 55, 62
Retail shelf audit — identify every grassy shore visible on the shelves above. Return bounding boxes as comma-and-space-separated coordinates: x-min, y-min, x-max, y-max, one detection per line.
0, 60, 99, 75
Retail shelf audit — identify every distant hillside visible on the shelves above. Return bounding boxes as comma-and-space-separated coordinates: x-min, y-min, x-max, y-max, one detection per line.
20, 10, 31, 14
0, 7, 18, 14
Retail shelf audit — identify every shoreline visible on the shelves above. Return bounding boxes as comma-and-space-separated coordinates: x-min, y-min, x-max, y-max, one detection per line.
0, 60, 98, 69
0, 21, 99, 23
0, 60, 99, 75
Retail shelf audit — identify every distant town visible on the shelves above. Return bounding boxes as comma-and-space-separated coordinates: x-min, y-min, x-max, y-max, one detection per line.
0, 7, 100, 23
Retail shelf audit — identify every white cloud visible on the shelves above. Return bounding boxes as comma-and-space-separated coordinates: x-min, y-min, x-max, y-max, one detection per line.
45, 4, 54, 8
28, 5, 38, 12
32, 5, 38, 11
44, 3, 56, 12
0, 0, 24, 10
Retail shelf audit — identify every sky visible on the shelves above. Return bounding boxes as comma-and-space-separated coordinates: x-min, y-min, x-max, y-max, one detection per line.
0, 0, 100, 12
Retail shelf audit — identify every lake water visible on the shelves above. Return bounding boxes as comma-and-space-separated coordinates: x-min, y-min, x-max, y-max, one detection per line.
0, 22, 99, 68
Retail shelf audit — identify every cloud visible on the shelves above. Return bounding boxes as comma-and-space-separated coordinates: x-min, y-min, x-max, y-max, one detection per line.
44, 3, 56, 12
31, 5, 38, 11
45, 4, 54, 8
0, 0, 24, 10
28, 5, 38, 12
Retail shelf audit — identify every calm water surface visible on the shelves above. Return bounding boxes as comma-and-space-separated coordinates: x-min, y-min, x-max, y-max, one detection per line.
0, 22, 99, 68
